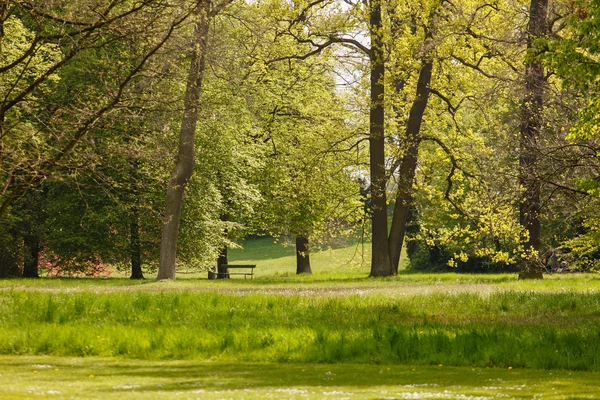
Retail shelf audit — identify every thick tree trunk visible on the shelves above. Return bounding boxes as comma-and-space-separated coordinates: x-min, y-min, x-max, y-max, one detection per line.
157, 1, 210, 280
295, 235, 312, 274
368, 0, 392, 277
22, 234, 39, 278
388, 59, 433, 274
519, 0, 547, 280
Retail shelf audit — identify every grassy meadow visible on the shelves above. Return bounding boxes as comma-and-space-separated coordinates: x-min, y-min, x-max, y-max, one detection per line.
2, 238, 600, 398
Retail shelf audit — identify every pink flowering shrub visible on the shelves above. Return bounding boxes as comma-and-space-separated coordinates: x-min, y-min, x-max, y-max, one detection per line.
38, 250, 115, 277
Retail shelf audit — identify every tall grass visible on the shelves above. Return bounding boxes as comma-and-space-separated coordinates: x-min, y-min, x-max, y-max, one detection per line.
2, 287, 600, 370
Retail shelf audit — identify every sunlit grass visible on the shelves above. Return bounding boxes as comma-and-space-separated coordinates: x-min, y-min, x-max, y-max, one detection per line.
2, 237, 600, 397
227, 236, 374, 277
1, 356, 599, 399
2, 280, 600, 370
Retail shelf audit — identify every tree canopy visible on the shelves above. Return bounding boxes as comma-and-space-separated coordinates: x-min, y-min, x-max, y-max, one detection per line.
1, 0, 599, 278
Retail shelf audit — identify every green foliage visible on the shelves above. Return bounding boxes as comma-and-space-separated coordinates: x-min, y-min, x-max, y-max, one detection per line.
0, 1, 186, 275
561, 209, 600, 272
3, 0, 600, 276
541, 0, 600, 270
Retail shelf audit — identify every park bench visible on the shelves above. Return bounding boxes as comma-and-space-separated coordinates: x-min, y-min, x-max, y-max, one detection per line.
210, 264, 256, 279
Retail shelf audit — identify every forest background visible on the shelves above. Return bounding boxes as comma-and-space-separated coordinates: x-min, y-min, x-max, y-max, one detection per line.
1, 0, 600, 280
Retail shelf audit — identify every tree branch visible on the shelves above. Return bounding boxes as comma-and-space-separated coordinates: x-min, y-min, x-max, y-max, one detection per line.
421, 135, 473, 217
0, 7, 189, 216
452, 53, 514, 82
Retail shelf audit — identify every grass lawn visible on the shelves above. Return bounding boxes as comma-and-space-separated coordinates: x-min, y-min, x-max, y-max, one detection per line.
225, 236, 410, 276
2, 356, 599, 399
2, 238, 600, 398
227, 236, 375, 277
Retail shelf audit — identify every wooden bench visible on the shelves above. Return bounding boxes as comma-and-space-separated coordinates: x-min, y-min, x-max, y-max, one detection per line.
212, 264, 256, 279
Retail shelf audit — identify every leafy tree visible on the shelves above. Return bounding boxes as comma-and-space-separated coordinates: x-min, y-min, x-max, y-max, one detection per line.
253, 65, 362, 274
1, 0, 195, 276
541, 0, 600, 271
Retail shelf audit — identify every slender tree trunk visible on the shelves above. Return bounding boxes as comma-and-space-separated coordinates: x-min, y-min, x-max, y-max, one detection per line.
0, 229, 19, 278
130, 212, 143, 279
217, 213, 229, 279
388, 59, 433, 274
0, 253, 18, 278
519, 0, 547, 280
157, 1, 210, 280
295, 235, 312, 274
0, 1, 7, 41
368, 0, 392, 277
217, 246, 229, 279
404, 205, 420, 258
22, 234, 39, 278
129, 159, 144, 279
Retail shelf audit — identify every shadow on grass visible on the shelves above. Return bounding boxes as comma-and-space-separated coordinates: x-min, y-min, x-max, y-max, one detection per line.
3, 358, 600, 398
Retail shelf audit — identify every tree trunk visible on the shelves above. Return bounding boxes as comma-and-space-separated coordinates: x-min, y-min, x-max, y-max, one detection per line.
0, 251, 19, 278
0, 1, 7, 41
405, 205, 420, 259
216, 213, 230, 278
295, 235, 312, 274
0, 231, 19, 278
388, 59, 433, 274
519, 0, 547, 280
368, 0, 392, 277
216, 246, 229, 279
22, 234, 39, 278
130, 159, 144, 279
157, 1, 210, 280
130, 213, 143, 279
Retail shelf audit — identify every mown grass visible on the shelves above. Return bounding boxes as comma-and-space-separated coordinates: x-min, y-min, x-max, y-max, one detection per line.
3, 236, 600, 398
227, 236, 374, 276
2, 356, 600, 399
226, 235, 412, 276
2, 275, 600, 371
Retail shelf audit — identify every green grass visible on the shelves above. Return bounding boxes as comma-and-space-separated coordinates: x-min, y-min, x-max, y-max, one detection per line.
227, 236, 375, 277
3, 237, 600, 398
2, 276, 600, 371
1, 356, 600, 399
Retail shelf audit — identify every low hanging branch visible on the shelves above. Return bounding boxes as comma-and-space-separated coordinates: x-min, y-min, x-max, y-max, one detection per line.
421, 135, 473, 218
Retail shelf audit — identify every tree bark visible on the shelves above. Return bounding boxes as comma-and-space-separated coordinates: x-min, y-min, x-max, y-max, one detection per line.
0, 255, 18, 278
0, 230, 19, 278
368, 0, 392, 277
217, 245, 229, 279
129, 158, 144, 279
217, 213, 229, 279
519, 0, 547, 280
130, 212, 143, 279
295, 235, 312, 274
157, 1, 210, 280
0, 1, 7, 40
388, 59, 433, 274
22, 234, 39, 278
